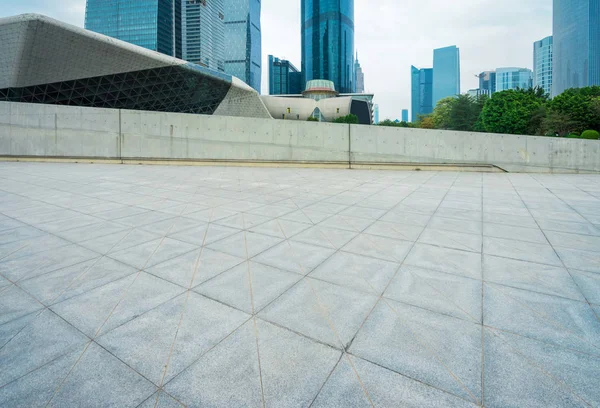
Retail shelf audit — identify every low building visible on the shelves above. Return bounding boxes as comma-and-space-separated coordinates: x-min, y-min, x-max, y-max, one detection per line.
0, 14, 270, 119
261, 80, 374, 125
496, 67, 533, 92
268, 56, 303, 95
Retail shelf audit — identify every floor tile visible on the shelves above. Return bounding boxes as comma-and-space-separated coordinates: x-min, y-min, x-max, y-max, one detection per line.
51, 272, 185, 337
570, 270, 600, 305
385, 266, 482, 323
483, 223, 547, 244
248, 218, 311, 239
319, 214, 373, 232
349, 300, 482, 404
253, 240, 334, 274
98, 292, 249, 385
291, 226, 357, 249
55, 221, 129, 243
537, 218, 600, 236
137, 392, 184, 408
555, 247, 600, 273
139, 217, 204, 236
418, 228, 482, 253
168, 223, 238, 246
342, 234, 412, 262
0, 226, 46, 245
213, 213, 272, 230
380, 211, 431, 227
483, 212, 538, 228
47, 342, 156, 408
404, 244, 482, 279
78, 228, 159, 255
483, 283, 600, 356
206, 231, 283, 259
546, 230, 600, 253
428, 216, 482, 235
483, 237, 562, 266
310, 252, 399, 295
483, 255, 584, 301
0, 284, 43, 325
109, 238, 198, 270
260, 278, 378, 348
363, 221, 423, 241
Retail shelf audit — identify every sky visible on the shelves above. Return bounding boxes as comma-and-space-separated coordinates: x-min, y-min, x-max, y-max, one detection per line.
2, 0, 552, 120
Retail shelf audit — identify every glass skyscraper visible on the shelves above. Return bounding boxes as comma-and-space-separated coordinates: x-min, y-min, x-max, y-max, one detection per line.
223, 0, 262, 93
401, 109, 409, 123
553, 0, 600, 96
496, 68, 533, 92
85, 0, 181, 58
478, 71, 496, 96
354, 52, 364, 93
301, 0, 355, 94
411, 66, 433, 122
432, 45, 460, 108
269, 55, 302, 95
182, 0, 225, 72
533, 36, 553, 97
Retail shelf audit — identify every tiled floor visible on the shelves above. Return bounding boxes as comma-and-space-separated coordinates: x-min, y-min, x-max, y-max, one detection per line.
0, 162, 599, 408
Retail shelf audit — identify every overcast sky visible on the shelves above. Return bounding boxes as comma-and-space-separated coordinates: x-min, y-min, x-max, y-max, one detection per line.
2, 0, 552, 120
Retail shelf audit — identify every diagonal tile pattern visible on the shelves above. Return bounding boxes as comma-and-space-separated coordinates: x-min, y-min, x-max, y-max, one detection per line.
1, 163, 600, 407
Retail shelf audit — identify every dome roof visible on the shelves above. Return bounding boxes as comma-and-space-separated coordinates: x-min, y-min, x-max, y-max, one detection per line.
304, 79, 337, 93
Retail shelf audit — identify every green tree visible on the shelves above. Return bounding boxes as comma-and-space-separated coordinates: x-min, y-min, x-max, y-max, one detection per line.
333, 114, 359, 124
417, 115, 435, 129
548, 86, 600, 133
431, 97, 456, 129
479, 89, 545, 135
378, 119, 411, 127
448, 94, 484, 131
542, 111, 578, 137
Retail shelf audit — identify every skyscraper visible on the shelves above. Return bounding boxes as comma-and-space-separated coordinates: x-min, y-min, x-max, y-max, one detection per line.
355, 53, 365, 93
182, 0, 225, 72
301, 0, 355, 94
533, 36, 553, 96
85, 0, 182, 58
478, 71, 497, 96
553, 0, 600, 96
269, 55, 302, 95
223, 0, 262, 92
496, 68, 533, 92
432, 45, 460, 107
411, 66, 433, 122
373, 104, 379, 124
402, 110, 409, 123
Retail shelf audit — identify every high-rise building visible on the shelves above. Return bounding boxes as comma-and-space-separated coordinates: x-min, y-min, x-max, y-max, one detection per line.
401, 109, 409, 122
553, 0, 600, 96
269, 55, 303, 95
355, 53, 365, 93
85, 0, 182, 58
374, 104, 379, 124
534, 36, 553, 96
478, 71, 497, 95
223, 0, 262, 93
182, 0, 225, 72
496, 68, 533, 91
432, 45, 460, 107
411, 66, 433, 122
301, 0, 355, 93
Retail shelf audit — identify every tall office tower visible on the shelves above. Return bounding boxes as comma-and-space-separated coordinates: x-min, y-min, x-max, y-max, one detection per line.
85, 0, 182, 58
478, 71, 497, 96
553, 0, 600, 96
182, 0, 225, 72
496, 68, 533, 91
355, 53, 365, 93
223, 0, 262, 92
301, 0, 355, 93
432, 45, 460, 107
411, 66, 433, 122
401, 109, 409, 122
373, 104, 380, 124
533, 36, 553, 97
269, 55, 303, 95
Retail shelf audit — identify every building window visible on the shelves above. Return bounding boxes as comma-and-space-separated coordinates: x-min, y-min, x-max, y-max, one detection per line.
287, 107, 291, 114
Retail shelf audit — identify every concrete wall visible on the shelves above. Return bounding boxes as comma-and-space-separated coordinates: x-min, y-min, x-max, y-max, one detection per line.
1, 101, 600, 173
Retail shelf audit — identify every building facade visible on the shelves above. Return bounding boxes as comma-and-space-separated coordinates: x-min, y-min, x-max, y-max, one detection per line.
301, 0, 355, 94
411, 66, 433, 122
223, 0, 262, 93
85, 0, 182, 58
534, 36, 553, 96
401, 109, 408, 122
496, 68, 533, 92
373, 104, 379, 124
355, 53, 365, 93
432, 45, 460, 107
478, 71, 496, 95
182, 0, 225, 72
553, 0, 600, 96
268, 55, 302, 95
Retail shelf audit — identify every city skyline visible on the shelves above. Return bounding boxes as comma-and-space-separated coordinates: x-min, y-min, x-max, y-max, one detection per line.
1, 0, 552, 121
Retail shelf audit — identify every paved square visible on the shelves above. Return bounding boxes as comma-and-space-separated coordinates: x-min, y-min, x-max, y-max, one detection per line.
0, 162, 599, 407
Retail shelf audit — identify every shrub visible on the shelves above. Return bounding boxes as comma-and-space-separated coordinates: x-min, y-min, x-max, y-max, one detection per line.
306, 117, 319, 122
333, 114, 359, 124
580, 130, 600, 140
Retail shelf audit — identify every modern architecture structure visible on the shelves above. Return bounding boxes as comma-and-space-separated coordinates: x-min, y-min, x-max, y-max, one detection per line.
534, 36, 553, 96
553, 0, 600, 96
432, 45, 460, 107
401, 109, 409, 122
355, 53, 365, 93
478, 71, 497, 95
411, 66, 433, 122
373, 104, 379, 124
466, 89, 488, 98
261, 80, 373, 124
182, 0, 225, 72
223, 0, 262, 93
0, 14, 271, 119
496, 68, 533, 92
268, 56, 302, 95
301, 0, 355, 93
85, 0, 182, 58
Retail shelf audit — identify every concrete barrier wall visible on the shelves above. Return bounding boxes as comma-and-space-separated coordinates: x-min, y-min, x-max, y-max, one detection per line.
1, 102, 599, 173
